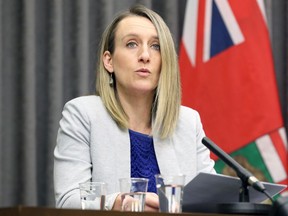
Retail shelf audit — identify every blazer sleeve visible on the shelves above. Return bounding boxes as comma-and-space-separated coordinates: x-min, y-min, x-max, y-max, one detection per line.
54, 99, 92, 208
54, 98, 120, 210
195, 111, 217, 174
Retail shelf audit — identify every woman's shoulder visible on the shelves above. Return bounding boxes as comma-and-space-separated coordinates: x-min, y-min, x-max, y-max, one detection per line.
179, 105, 200, 117
66, 95, 102, 106
178, 105, 202, 127
175, 105, 202, 133
63, 95, 106, 115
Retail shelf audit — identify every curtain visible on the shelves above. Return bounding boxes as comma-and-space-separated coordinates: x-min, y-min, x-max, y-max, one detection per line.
267, 0, 288, 128
0, 0, 286, 207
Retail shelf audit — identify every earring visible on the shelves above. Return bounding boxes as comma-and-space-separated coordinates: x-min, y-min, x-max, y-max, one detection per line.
109, 73, 114, 86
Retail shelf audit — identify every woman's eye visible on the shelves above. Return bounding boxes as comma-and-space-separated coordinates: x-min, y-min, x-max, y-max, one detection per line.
152, 44, 160, 51
126, 42, 137, 48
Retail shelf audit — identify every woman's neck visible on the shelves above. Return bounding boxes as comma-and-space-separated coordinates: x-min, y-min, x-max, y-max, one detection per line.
118, 91, 153, 135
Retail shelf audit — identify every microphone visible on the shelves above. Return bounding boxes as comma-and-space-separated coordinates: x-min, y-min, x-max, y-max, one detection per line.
201, 137, 288, 215
202, 136, 266, 194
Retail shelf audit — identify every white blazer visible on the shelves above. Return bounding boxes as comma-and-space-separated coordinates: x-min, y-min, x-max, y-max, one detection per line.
54, 95, 215, 209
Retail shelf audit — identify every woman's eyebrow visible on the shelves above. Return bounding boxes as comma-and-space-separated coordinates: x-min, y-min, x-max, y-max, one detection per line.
121, 33, 159, 41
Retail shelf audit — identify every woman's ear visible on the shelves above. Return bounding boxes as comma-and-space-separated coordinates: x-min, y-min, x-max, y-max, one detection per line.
103, 51, 114, 73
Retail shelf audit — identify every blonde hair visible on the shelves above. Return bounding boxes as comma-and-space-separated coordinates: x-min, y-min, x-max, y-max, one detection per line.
95, 5, 181, 139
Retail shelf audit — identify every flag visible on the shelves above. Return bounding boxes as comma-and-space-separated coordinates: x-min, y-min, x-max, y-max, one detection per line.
179, 0, 288, 192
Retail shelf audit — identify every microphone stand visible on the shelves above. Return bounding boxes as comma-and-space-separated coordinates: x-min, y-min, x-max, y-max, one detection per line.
239, 181, 250, 202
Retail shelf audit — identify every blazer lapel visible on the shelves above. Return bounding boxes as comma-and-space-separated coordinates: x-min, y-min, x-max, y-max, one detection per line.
153, 136, 181, 175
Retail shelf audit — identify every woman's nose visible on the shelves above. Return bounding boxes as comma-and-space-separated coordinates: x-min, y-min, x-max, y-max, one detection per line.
138, 46, 150, 63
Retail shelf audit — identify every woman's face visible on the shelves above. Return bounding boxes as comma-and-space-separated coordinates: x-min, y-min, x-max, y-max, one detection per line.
103, 15, 162, 97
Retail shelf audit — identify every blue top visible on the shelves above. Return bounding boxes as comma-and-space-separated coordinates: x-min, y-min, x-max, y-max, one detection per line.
129, 129, 160, 193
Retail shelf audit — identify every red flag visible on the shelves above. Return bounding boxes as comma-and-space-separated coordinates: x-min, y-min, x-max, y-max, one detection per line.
179, 0, 288, 187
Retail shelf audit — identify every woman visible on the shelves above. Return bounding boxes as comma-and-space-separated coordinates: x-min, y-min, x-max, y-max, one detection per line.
54, 4, 216, 211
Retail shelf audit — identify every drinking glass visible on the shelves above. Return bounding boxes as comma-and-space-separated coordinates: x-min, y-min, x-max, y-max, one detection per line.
119, 177, 149, 212
155, 174, 185, 213
79, 181, 107, 210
